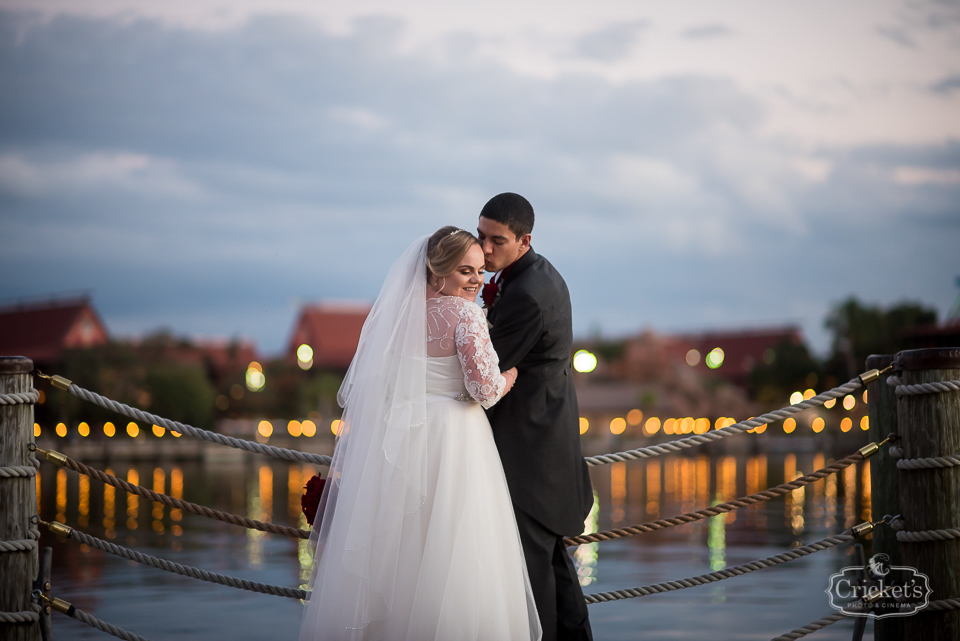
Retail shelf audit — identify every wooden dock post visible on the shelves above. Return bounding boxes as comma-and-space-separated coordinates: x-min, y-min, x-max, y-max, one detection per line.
0, 356, 40, 641
865, 354, 901, 641
895, 348, 960, 640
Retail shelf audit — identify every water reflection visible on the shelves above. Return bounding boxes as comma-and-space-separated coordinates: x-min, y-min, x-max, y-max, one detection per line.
36, 452, 877, 640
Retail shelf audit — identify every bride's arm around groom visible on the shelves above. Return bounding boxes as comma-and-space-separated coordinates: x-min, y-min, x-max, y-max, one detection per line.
478, 193, 595, 641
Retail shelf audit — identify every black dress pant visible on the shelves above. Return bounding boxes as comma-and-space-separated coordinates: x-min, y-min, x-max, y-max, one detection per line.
513, 506, 593, 641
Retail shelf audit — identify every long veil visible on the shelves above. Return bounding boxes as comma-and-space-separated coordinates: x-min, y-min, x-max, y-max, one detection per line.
300, 236, 430, 640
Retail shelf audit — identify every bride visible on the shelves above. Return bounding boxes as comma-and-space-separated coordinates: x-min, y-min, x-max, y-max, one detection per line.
299, 227, 542, 641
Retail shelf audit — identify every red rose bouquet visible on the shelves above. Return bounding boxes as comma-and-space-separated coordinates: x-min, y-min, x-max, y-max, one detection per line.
301, 474, 326, 526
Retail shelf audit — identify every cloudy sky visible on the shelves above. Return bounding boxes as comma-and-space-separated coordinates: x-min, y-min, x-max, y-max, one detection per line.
1, 0, 958, 356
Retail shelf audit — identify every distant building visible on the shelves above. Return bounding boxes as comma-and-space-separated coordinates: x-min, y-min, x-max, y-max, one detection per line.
655, 326, 804, 389
0, 296, 109, 364
287, 302, 371, 370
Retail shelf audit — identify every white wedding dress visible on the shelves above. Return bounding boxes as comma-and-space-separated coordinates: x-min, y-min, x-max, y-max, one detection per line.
299, 293, 541, 641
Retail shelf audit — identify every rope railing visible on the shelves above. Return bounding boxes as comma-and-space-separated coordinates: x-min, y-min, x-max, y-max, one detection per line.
583, 521, 879, 605
36, 592, 152, 641
567, 444, 876, 547
36, 372, 331, 467
887, 374, 960, 396
0, 389, 39, 404
0, 603, 41, 624
36, 519, 307, 600
33, 446, 310, 539
584, 370, 882, 466
771, 597, 960, 641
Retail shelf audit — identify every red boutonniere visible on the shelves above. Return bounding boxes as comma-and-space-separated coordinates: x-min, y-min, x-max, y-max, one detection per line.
301, 474, 326, 526
481, 281, 499, 309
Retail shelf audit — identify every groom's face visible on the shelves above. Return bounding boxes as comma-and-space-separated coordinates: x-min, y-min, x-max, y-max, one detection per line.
477, 216, 531, 273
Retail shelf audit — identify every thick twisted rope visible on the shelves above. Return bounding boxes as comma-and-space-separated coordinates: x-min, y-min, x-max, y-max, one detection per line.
585, 375, 867, 465
896, 526, 960, 543
70, 608, 151, 641
888, 445, 960, 469
0, 538, 38, 553
887, 375, 960, 396
44, 599, 152, 641
584, 528, 858, 604
50, 523, 306, 599
0, 389, 39, 404
0, 604, 41, 624
0, 464, 38, 478
567, 449, 866, 546
43, 450, 309, 539
771, 598, 960, 641
61, 381, 331, 466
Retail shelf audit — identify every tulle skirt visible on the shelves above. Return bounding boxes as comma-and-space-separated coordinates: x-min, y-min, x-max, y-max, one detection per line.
299, 397, 541, 641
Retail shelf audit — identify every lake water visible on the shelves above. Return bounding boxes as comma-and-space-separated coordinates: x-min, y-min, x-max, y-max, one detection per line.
36, 449, 879, 640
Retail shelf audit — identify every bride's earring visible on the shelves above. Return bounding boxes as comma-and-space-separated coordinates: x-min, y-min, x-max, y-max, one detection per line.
434, 277, 446, 294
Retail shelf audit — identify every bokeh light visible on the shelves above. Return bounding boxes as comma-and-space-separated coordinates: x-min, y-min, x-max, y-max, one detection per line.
680, 417, 694, 434
803, 389, 816, 400
55, 423, 67, 437
246, 364, 266, 392
862, 390, 868, 404
78, 422, 90, 437
860, 416, 869, 431
705, 347, 724, 369
301, 420, 317, 437
297, 344, 314, 371
330, 419, 343, 435
663, 418, 676, 435
287, 420, 302, 437
104, 422, 116, 437
644, 417, 661, 435
811, 417, 825, 432
685, 349, 700, 366
126, 422, 139, 437
609, 417, 627, 435
843, 395, 856, 410
824, 398, 837, 409
789, 391, 803, 405
627, 409, 643, 425
257, 420, 273, 437
573, 350, 598, 373
152, 424, 164, 437
693, 418, 710, 434
753, 422, 767, 434
840, 418, 853, 432
579, 417, 589, 434
783, 418, 797, 434
34, 423, 41, 437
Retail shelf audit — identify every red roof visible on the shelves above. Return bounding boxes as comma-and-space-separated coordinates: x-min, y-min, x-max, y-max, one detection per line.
287, 303, 371, 369
0, 297, 109, 363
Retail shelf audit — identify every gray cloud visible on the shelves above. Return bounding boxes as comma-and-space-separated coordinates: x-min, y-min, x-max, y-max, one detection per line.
931, 74, 960, 94
0, 11, 956, 354
681, 23, 733, 39
573, 21, 648, 62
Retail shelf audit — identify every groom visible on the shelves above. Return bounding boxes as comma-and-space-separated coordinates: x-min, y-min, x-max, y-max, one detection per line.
478, 193, 594, 641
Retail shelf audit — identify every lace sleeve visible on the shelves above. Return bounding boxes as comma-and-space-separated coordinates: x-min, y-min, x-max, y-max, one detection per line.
454, 300, 507, 409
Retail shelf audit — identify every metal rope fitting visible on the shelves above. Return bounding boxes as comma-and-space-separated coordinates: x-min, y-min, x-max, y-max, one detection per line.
37, 592, 75, 616
39, 519, 72, 537
858, 442, 879, 459
851, 521, 875, 538
43, 450, 67, 465
858, 369, 880, 385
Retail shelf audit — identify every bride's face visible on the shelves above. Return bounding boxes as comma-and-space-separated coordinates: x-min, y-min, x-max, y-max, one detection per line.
437, 243, 485, 301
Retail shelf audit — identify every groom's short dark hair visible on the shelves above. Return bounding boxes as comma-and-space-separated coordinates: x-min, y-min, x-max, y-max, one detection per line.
480, 193, 535, 239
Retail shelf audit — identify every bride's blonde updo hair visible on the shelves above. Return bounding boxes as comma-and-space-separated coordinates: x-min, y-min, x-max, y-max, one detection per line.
426, 226, 479, 279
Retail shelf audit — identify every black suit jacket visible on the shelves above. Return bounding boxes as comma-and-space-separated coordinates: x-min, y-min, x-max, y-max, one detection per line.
485, 248, 594, 536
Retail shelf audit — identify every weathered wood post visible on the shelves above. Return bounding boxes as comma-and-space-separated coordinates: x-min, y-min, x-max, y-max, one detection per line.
0, 356, 40, 641
865, 353, 901, 641
895, 347, 960, 640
